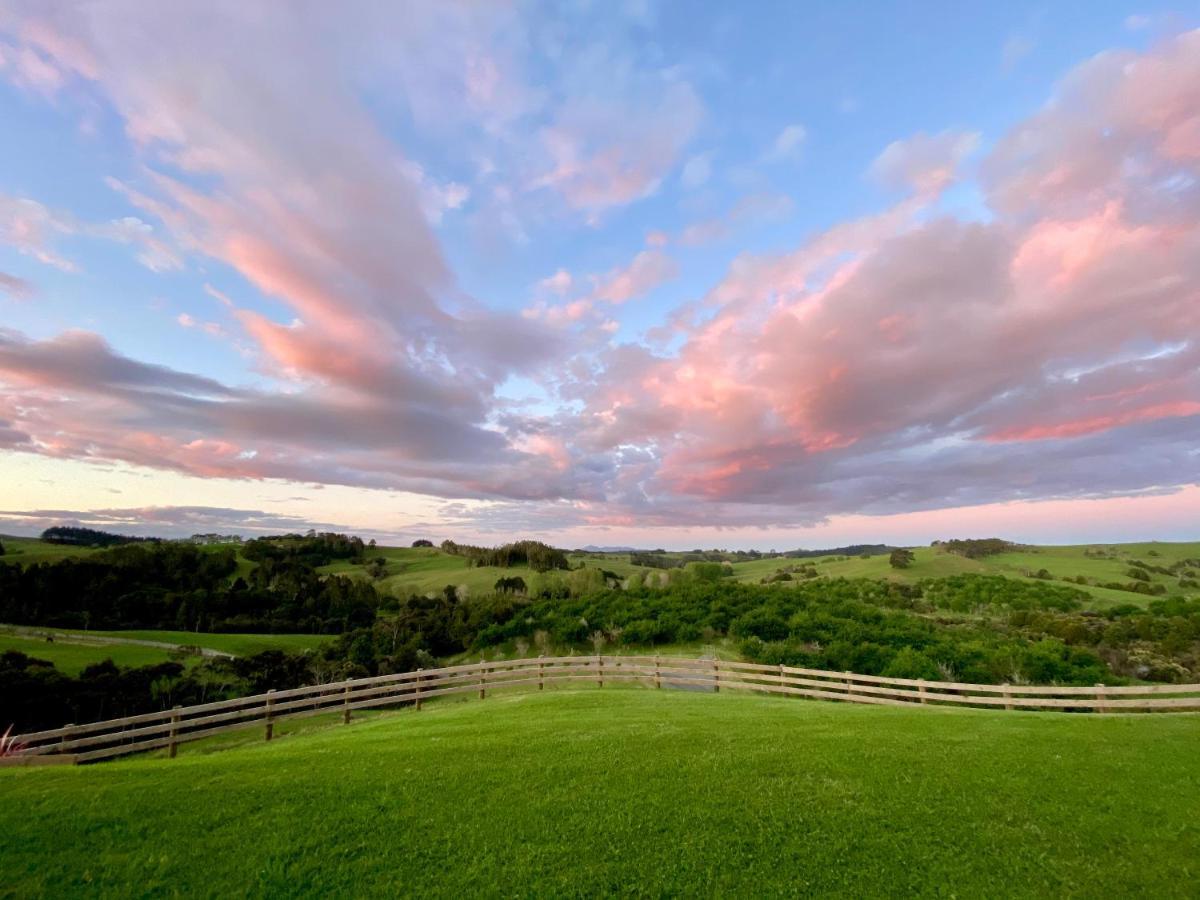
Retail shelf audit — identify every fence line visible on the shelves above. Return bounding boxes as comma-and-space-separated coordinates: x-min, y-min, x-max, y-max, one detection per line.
4, 656, 1198, 766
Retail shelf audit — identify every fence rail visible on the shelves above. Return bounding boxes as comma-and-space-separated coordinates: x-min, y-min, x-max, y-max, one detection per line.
4, 656, 1198, 766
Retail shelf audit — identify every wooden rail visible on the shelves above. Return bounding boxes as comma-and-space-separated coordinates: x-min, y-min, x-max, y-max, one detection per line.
4, 656, 1198, 766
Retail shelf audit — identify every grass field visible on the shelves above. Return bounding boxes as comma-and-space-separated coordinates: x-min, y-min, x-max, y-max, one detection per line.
1, 626, 330, 663
0, 535, 104, 563
83, 629, 331, 656
3, 689, 1197, 897
0, 633, 180, 674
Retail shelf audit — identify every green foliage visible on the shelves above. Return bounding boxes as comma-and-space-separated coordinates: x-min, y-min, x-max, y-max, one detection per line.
919, 574, 1086, 612
685, 561, 727, 583
242, 532, 366, 565
889, 548, 915, 569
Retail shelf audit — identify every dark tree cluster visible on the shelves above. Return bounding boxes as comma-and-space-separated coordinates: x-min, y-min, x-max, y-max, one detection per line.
932, 538, 1018, 559
40, 526, 154, 547
438, 539, 569, 572
781, 544, 893, 559
241, 532, 366, 566
629, 552, 684, 569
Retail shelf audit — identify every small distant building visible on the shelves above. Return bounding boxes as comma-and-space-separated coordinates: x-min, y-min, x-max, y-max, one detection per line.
186, 533, 244, 545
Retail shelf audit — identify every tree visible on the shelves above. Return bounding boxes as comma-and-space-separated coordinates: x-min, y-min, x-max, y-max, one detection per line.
0, 539, 5, 556
889, 548, 915, 569
412, 539, 434, 548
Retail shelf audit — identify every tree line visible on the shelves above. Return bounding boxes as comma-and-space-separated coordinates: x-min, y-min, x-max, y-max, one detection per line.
0, 541, 379, 634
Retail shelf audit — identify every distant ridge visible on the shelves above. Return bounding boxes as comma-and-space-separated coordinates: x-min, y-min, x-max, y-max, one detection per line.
577, 543, 896, 557
782, 543, 895, 559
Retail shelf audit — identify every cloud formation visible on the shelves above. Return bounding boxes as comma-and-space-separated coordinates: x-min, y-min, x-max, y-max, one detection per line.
0, 10, 1197, 536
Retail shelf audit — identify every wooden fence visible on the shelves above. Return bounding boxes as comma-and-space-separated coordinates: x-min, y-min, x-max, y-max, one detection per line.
4, 656, 1199, 766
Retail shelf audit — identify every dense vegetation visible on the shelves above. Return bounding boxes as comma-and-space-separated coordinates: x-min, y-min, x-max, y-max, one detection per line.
933, 537, 1018, 558
0, 540, 379, 633
438, 539, 569, 572
3, 692, 1197, 897
0, 647, 341, 735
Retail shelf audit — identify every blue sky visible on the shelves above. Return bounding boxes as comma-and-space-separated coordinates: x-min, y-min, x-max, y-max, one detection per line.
0, 1, 1198, 546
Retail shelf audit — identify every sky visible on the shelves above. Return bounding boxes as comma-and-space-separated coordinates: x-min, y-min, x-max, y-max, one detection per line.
0, 0, 1198, 549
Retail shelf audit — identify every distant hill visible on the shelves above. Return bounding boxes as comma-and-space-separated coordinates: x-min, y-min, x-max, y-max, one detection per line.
580, 545, 639, 553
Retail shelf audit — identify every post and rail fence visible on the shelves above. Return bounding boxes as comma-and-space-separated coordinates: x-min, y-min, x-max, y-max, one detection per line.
4, 655, 1198, 766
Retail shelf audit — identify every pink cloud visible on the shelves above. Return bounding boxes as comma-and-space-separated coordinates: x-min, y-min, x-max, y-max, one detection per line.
592, 249, 678, 304
532, 77, 703, 212
554, 31, 1200, 524
869, 129, 980, 195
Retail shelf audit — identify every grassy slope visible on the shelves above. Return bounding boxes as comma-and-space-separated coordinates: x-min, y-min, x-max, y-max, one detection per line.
3, 690, 1197, 897
0, 633, 180, 674
0, 535, 103, 563
728, 543, 1200, 609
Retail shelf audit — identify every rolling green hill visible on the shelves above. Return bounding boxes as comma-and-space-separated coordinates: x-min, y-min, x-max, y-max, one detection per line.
6, 532, 1197, 612
2, 689, 1197, 897
724, 542, 1200, 609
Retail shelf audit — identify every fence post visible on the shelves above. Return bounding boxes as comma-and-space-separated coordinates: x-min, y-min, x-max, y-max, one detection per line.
538, 655, 544, 691
168, 706, 181, 759
918, 681, 927, 705
1002, 684, 1013, 711
415, 669, 423, 711
843, 671, 854, 702
713, 659, 720, 693
60, 723, 74, 755
655, 656, 661, 689
1095, 683, 1107, 713
264, 690, 275, 741
478, 664, 486, 700
598, 655, 604, 688
778, 664, 786, 697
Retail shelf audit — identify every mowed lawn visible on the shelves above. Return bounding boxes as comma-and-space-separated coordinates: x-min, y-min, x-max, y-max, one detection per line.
3, 690, 1198, 897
